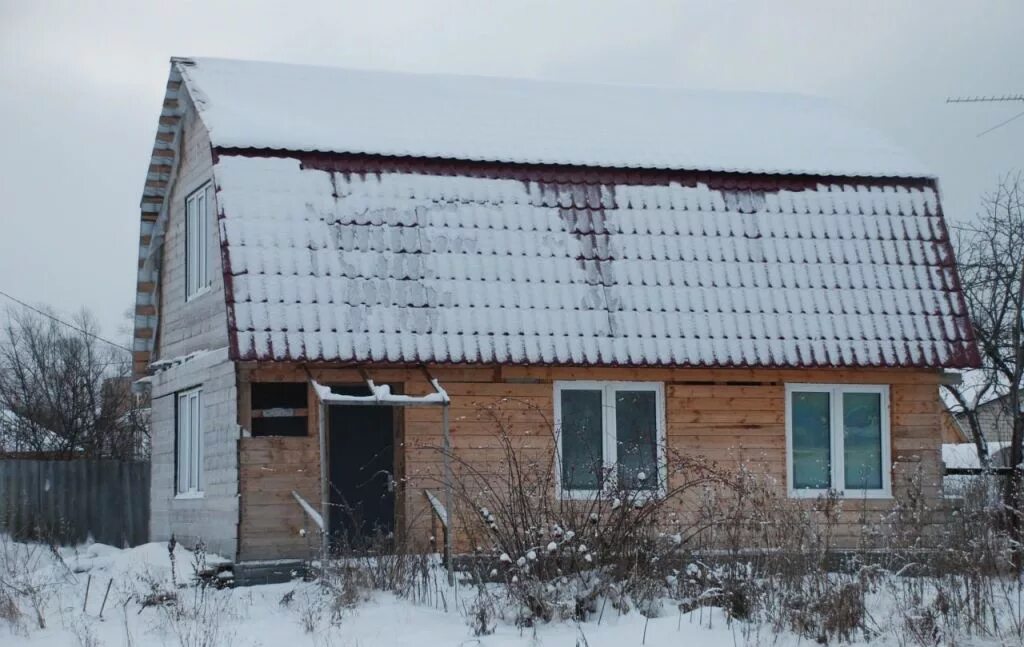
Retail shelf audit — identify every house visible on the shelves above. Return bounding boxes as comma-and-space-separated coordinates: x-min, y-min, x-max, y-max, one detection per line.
940, 368, 1021, 450
134, 57, 979, 566
1, 409, 52, 457
940, 380, 1021, 497
942, 441, 1015, 500
0, 407, 71, 459
943, 441, 1015, 471
1, 379, 148, 460
940, 405, 970, 444
952, 389, 1023, 445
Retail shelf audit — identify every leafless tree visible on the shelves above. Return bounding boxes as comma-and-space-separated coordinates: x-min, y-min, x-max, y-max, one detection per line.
0, 305, 148, 460
944, 173, 1024, 560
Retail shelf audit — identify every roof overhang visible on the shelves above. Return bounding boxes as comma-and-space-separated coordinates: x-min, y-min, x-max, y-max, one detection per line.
132, 61, 191, 377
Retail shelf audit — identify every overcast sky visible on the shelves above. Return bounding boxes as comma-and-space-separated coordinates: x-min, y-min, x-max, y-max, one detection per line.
0, 1, 1021, 341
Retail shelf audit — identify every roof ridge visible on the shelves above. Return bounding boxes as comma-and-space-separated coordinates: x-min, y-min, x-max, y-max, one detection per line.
175, 55, 828, 101
213, 147, 941, 187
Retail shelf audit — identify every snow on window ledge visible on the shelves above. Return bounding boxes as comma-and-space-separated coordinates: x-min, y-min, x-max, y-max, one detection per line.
558, 488, 663, 503
174, 491, 205, 501
185, 285, 213, 303
788, 488, 892, 501
311, 378, 449, 405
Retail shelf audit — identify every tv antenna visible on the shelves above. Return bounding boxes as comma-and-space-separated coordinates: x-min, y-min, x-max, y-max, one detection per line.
946, 94, 1024, 137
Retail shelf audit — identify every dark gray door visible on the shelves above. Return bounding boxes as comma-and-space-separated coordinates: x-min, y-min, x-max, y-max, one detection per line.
327, 387, 395, 549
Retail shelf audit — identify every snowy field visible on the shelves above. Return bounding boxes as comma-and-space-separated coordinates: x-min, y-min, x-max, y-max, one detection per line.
1, 538, 749, 646
1, 537, 1021, 647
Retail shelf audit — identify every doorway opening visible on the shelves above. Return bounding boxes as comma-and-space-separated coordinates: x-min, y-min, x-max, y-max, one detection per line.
326, 385, 396, 551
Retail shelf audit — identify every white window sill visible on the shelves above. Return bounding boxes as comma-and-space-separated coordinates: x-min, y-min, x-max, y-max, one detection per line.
788, 489, 892, 500
559, 488, 664, 502
174, 491, 205, 501
185, 286, 212, 303
560, 489, 600, 501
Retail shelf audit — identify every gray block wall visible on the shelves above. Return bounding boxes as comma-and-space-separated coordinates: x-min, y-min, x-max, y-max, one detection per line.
145, 89, 239, 560
157, 92, 230, 360
149, 349, 239, 559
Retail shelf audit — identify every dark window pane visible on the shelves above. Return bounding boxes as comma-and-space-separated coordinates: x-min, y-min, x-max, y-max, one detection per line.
843, 392, 883, 489
615, 390, 658, 490
252, 416, 308, 437
251, 382, 308, 436
252, 382, 308, 409
560, 390, 603, 490
792, 391, 831, 489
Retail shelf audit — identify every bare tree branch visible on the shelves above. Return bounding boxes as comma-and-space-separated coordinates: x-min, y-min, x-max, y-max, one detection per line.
946, 172, 1024, 567
0, 305, 149, 459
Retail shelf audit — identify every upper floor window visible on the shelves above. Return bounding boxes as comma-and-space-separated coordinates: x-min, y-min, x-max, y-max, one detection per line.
185, 183, 212, 299
786, 384, 891, 499
554, 381, 665, 498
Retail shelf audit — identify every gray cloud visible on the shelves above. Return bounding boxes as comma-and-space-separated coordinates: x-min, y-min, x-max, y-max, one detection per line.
1, 0, 1021, 338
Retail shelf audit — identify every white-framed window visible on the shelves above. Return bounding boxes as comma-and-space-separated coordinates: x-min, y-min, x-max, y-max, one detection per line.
185, 183, 212, 300
785, 384, 891, 499
176, 388, 203, 496
554, 381, 665, 498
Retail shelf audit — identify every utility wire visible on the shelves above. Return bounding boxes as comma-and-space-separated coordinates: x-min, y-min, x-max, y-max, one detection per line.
0, 289, 133, 353
945, 94, 1024, 137
977, 109, 1024, 138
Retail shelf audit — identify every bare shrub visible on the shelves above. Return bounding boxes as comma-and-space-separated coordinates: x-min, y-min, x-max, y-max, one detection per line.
316, 526, 440, 610
0, 533, 69, 631
157, 584, 236, 647
946, 175, 1024, 561
132, 539, 181, 613
290, 585, 331, 634
680, 466, 879, 642
805, 580, 869, 643
136, 537, 238, 647
0, 305, 148, 460
292, 507, 448, 623
879, 472, 1024, 645
421, 397, 1017, 643
338, 530, 436, 601
304, 394, 1024, 644
69, 615, 102, 647
465, 583, 498, 636
0, 587, 22, 633
429, 398, 878, 638
425, 398, 725, 626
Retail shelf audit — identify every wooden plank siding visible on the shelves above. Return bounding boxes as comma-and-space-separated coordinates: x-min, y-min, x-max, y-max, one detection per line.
235, 364, 947, 561
238, 436, 319, 559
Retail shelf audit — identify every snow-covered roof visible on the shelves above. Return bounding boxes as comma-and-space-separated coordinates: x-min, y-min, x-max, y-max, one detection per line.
215, 154, 977, 368
177, 57, 930, 179
940, 368, 1022, 412
942, 442, 1013, 469
0, 408, 64, 452
131, 57, 977, 370
146, 346, 229, 375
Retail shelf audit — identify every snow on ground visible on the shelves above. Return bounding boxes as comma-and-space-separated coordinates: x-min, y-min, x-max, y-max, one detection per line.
0, 537, 752, 647
0, 537, 1017, 646
3, 537, 743, 647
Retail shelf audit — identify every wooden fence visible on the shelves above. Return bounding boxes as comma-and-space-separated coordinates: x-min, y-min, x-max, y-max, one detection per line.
0, 459, 149, 547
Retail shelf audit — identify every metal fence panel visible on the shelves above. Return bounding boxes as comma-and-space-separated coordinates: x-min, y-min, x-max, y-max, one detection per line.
0, 459, 149, 547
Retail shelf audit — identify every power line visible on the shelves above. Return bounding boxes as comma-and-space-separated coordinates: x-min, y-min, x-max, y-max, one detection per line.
0, 289, 132, 353
977, 109, 1024, 138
